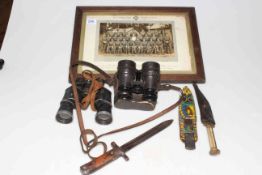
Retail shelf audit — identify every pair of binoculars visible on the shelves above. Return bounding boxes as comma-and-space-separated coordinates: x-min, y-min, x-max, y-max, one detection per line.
56, 59, 161, 126
56, 77, 112, 125
114, 60, 160, 110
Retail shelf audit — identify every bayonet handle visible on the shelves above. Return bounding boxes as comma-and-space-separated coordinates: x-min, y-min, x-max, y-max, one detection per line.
80, 142, 128, 175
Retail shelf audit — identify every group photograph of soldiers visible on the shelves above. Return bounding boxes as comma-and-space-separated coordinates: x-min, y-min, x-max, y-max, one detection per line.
98, 22, 175, 56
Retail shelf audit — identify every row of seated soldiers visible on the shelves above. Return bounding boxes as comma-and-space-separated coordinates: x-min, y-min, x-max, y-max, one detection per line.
100, 31, 173, 55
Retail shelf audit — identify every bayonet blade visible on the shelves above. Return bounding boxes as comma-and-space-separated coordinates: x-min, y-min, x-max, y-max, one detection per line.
121, 119, 173, 152
80, 120, 173, 175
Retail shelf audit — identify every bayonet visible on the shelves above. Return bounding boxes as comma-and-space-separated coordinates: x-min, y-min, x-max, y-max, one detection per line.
80, 120, 173, 175
193, 83, 220, 155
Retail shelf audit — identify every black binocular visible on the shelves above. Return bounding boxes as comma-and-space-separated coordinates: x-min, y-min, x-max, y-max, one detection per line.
114, 60, 160, 110
56, 77, 112, 125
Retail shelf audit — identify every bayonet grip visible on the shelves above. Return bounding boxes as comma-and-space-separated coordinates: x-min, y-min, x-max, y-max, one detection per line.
80, 142, 129, 175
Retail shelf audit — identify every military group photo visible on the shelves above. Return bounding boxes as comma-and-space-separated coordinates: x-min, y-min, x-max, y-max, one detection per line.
98, 22, 175, 56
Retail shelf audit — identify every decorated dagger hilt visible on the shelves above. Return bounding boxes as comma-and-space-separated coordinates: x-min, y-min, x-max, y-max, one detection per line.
193, 83, 220, 155
179, 86, 198, 150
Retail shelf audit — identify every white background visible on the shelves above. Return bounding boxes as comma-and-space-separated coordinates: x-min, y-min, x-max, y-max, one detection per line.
0, 0, 262, 175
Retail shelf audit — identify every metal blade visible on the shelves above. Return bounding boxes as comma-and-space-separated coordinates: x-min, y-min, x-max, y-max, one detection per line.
120, 120, 173, 152
193, 83, 216, 127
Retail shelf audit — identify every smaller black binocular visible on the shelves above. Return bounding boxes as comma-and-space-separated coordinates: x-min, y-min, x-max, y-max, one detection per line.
56, 77, 112, 125
114, 60, 160, 110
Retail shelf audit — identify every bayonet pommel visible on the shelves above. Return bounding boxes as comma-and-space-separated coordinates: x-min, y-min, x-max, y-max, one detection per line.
80, 142, 129, 175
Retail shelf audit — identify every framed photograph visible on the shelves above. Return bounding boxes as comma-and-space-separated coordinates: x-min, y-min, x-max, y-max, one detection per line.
70, 7, 205, 83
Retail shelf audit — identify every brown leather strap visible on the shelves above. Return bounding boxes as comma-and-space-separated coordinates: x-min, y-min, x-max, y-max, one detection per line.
71, 61, 114, 86
69, 69, 93, 146
80, 70, 104, 110
97, 84, 183, 140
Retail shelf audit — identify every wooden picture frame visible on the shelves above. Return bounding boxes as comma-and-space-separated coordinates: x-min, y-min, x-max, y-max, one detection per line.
70, 6, 205, 83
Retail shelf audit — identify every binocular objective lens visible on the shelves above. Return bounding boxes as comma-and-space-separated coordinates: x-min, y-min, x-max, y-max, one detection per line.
95, 88, 113, 125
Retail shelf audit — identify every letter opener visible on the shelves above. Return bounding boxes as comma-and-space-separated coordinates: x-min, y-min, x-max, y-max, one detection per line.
193, 83, 220, 155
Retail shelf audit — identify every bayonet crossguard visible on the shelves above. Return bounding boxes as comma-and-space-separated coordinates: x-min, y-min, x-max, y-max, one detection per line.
80, 120, 173, 175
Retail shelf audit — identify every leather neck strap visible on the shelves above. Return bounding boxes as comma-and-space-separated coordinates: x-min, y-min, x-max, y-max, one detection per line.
97, 84, 183, 140
71, 61, 114, 86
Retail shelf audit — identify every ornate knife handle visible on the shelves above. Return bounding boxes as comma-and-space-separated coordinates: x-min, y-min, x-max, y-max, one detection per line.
206, 126, 220, 155
80, 142, 129, 175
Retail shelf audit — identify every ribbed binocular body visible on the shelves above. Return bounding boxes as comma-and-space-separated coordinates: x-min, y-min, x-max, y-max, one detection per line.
114, 60, 160, 110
